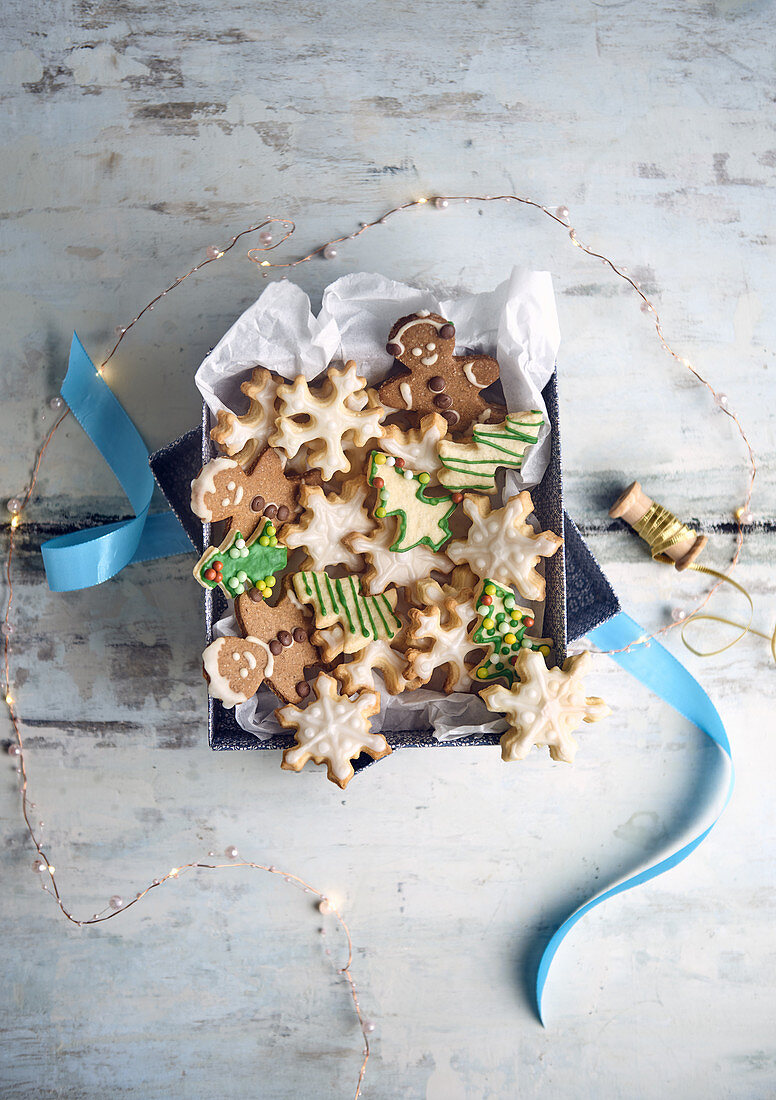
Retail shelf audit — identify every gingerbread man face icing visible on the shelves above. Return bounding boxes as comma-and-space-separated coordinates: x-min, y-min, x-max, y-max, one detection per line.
379, 310, 503, 431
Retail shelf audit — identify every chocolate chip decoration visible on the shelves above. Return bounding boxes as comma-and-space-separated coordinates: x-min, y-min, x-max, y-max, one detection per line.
263, 503, 278, 519
379, 310, 503, 431
250, 495, 265, 513
269, 639, 283, 655
296, 680, 311, 699
292, 627, 308, 643
278, 630, 293, 647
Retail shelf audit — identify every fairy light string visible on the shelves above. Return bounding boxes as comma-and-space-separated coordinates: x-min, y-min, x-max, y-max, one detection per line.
0, 192, 760, 1089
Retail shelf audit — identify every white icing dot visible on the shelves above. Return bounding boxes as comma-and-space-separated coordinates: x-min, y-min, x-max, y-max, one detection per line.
411, 347, 422, 357
232, 652, 241, 662
240, 547, 249, 558
240, 668, 249, 679
385, 456, 396, 466
426, 342, 436, 351
221, 498, 230, 506
235, 538, 246, 549
227, 481, 236, 491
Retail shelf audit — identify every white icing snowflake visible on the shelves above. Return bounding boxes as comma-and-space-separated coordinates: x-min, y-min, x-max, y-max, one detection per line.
406, 595, 480, 693
447, 491, 562, 601
379, 412, 448, 476
480, 649, 610, 763
346, 521, 453, 597
269, 361, 384, 481
280, 479, 373, 571
277, 672, 387, 789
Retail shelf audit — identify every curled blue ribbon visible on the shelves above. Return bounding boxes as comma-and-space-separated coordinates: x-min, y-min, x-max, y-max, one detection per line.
535, 611, 733, 1023
41, 334, 192, 591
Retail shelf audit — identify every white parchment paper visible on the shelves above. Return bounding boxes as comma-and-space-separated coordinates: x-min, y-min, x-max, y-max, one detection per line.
197, 269, 560, 742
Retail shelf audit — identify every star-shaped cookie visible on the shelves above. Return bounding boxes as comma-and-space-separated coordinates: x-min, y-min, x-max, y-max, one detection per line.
480, 649, 610, 763
278, 478, 374, 571
276, 672, 388, 789
446, 490, 562, 601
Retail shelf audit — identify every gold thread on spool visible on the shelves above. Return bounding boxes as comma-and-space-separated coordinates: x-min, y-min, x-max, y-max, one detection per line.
632, 502, 700, 564
611, 482, 774, 662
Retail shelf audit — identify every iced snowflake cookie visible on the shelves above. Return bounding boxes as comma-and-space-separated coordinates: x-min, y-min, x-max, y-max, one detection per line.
269, 361, 384, 481
379, 412, 448, 477
278, 478, 373, 571
291, 570, 401, 654
368, 452, 456, 552
414, 564, 479, 618
379, 311, 504, 430
194, 522, 286, 598
470, 579, 552, 687
210, 367, 279, 468
333, 622, 420, 696
277, 672, 388, 789
345, 522, 453, 598
481, 650, 610, 763
191, 448, 310, 541
437, 411, 544, 493
405, 592, 481, 693
235, 587, 320, 704
202, 635, 274, 708
447, 491, 562, 601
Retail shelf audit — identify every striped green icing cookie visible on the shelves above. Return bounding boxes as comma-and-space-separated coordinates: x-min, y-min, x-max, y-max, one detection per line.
437, 410, 544, 493
292, 570, 402, 655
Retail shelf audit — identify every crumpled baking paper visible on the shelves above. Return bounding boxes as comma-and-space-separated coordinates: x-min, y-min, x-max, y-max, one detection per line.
198, 268, 560, 743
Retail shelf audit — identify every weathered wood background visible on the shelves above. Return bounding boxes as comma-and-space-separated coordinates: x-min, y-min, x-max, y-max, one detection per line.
2, 1, 775, 1096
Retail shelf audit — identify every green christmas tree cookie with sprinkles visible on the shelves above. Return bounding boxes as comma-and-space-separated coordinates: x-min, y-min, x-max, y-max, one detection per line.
471, 579, 552, 687
194, 521, 287, 599
368, 451, 456, 553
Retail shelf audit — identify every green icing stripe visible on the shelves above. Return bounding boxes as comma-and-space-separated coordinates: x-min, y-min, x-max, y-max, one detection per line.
312, 572, 325, 614
382, 593, 401, 631
362, 596, 378, 639
335, 578, 354, 633
324, 572, 339, 614
349, 575, 369, 637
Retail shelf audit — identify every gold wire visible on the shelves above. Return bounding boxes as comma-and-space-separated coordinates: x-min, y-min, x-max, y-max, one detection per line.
631, 502, 699, 563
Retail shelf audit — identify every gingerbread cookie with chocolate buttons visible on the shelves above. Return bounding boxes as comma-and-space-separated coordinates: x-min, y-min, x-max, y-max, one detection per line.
379, 311, 503, 432
235, 586, 321, 704
191, 446, 316, 542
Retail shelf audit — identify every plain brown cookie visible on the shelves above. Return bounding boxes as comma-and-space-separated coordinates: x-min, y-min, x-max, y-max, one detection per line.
190, 446, 317, 541
379, 310, 504, 431
235, 586, 321, 704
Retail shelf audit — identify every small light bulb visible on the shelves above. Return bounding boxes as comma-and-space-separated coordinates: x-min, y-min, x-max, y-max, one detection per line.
260, 260, 271, 267
10, 516, 20, 529
5, 694, 13, 705
417, 197, 428, 204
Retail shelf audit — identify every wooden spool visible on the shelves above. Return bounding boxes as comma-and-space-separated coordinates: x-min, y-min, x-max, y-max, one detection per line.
609, 481, 706, 571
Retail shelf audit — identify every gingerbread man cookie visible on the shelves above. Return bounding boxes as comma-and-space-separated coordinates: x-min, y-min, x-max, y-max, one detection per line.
202, 635, 274, 708
379, 311, 503, 431
191, 448, 312, 541
235, 587, 320, 704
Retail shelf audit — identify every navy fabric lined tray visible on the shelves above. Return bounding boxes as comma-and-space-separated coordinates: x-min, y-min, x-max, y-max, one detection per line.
150, 371, 619, 754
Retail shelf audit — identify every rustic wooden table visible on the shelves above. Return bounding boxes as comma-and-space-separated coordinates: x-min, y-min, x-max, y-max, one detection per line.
2, 2, 775, 1097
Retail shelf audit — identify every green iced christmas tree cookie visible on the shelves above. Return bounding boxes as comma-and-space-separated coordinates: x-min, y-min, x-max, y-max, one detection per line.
368, 451, 456, 552
194, 522, 287, 599
471, 578, 552, 687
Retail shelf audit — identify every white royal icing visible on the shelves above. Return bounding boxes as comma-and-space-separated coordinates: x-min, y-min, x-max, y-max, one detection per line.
391, 316, 447, 355
462, 361, 485, 389
399, 381, 413, 409
420, 353, 439, 366
191, 456, 241, 522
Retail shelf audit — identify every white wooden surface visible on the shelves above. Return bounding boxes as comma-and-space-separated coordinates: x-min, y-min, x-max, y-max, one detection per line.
2, 1, 776, 1096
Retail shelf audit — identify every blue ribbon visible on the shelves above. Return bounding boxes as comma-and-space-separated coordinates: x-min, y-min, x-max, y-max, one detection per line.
535, 610, 733, 1023
41, 334, 192, 591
